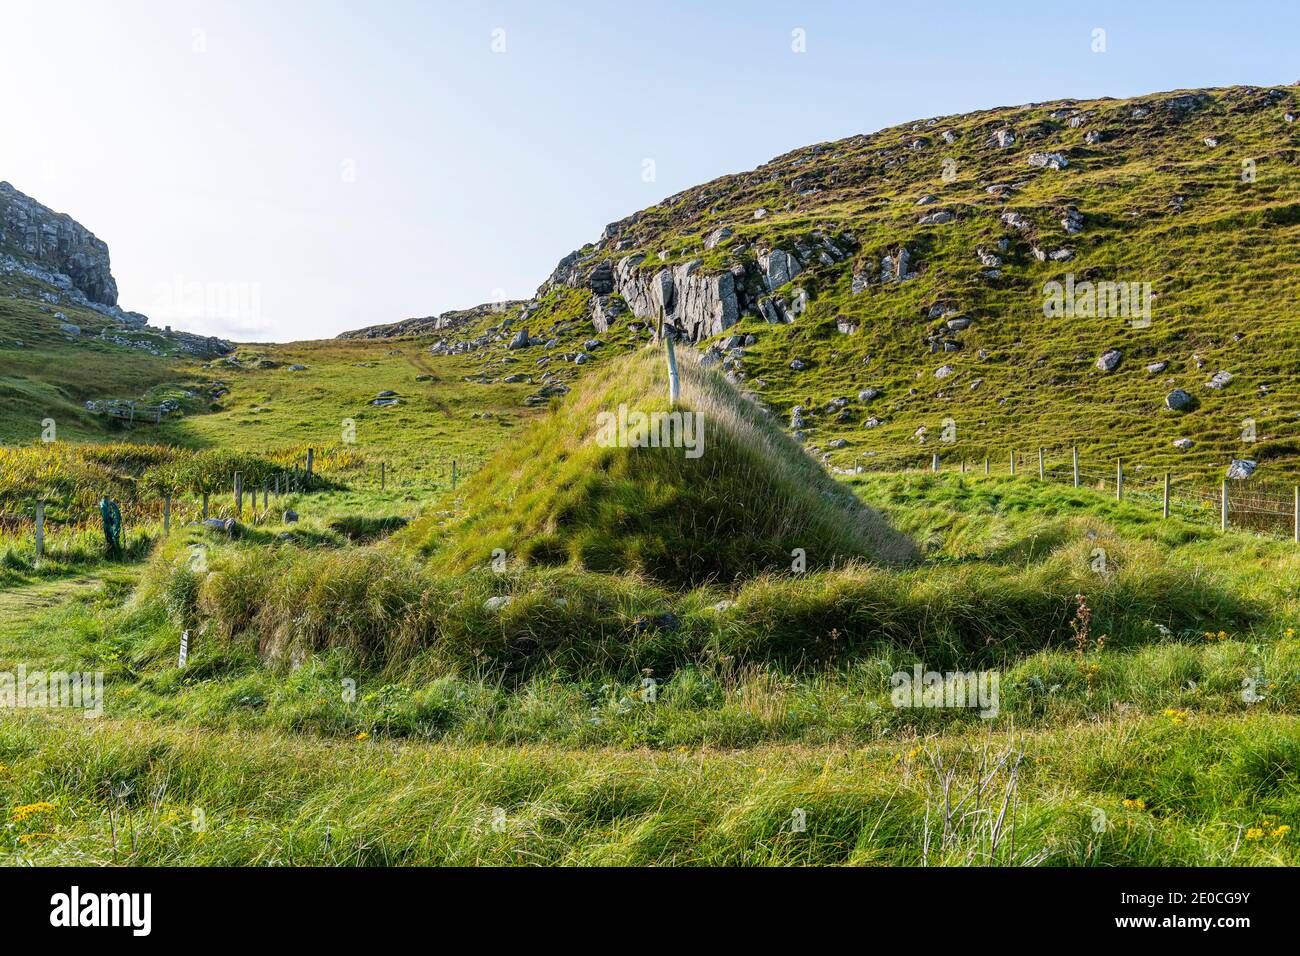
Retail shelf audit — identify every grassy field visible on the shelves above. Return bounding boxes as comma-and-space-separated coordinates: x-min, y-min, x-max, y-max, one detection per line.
2, 461, 1297, 864
3, 85, 1300, 867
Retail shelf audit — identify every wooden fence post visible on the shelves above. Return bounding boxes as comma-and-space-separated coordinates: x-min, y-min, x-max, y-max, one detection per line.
960, 458, 966, 474
381, 461, 386, 490
234, 472, 243, 517
1072, 447, 1079, 488
452, 460, 458, 490
984, 457, 989, 475
163, 495, 171, 535
1162, 474, 1170, 519
1116, 460, 1123, 501
306, 448, 314, 479
1221, 480, 1229, 532
1010, 451, 1016, 475
34, 502, 44, 561
931, 452, 939, 473
1038, 448, 1045, 481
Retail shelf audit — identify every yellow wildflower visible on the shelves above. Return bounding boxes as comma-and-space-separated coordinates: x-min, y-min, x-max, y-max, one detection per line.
10, 801, 55, 823
1122, 798, 1146, 811
1272, 825, 1291, 839
354, 731, 369, 741
1245, 827, 1264, 841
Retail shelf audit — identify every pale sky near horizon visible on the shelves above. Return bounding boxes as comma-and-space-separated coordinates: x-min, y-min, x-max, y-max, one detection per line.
2, 0, 1297, 342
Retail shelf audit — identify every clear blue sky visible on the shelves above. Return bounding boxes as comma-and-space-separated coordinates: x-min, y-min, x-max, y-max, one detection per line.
2, 0, 1296, 340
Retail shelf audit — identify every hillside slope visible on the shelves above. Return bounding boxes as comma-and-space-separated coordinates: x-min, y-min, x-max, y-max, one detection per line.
0, 183, 232, 444
355, 85, 1300, 485
411, 348, 918, 585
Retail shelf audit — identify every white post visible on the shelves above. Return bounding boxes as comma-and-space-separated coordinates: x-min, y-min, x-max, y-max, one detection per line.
664, 327, 680, 406
1072, 447, 1079, 488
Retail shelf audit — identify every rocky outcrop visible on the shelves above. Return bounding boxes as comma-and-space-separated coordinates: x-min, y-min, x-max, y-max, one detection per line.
338, 301, 526, 339
538, 226, 853, 343
758, 248, 802, 291
610, 254, 738, 342
0, 181, 117, 306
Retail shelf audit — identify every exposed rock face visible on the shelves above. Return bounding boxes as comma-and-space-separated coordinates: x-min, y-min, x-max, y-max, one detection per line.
611, 254, 738, 342
671, 260, 738, 341
758, 248, 801, 291
590, 294, 626, 333
0, 181, 117, 306
0, 181, 230, 352
339, 302, 526, 339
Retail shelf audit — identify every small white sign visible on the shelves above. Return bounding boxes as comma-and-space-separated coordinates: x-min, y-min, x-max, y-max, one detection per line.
178, 630, 189, 668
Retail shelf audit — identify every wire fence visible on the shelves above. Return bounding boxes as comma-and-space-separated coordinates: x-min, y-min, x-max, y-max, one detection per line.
846, 444, 1299, 541
6, 453, 468, 561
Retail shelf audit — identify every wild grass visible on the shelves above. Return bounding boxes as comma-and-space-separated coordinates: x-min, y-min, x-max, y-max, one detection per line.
1, 465, 1296, 866
410, 349, 918, 586
1, 711, 1294, 865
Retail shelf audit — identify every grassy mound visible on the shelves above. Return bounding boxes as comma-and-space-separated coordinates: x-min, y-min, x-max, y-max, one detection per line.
409, 348, 918, 586
132, 523, 1258, 678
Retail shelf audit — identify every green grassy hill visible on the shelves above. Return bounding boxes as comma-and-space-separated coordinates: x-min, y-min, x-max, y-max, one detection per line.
412, 349, 917, 585
369, 84, 1300, 488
